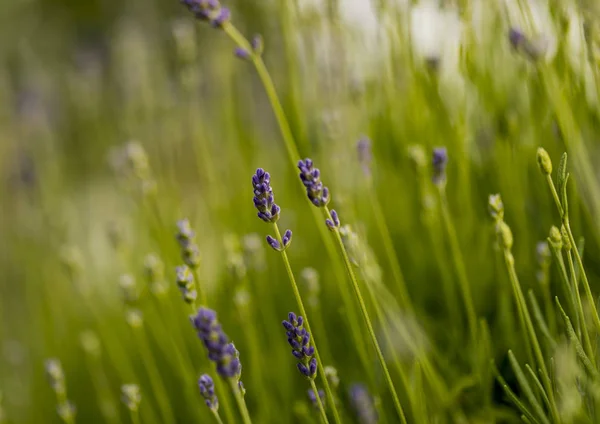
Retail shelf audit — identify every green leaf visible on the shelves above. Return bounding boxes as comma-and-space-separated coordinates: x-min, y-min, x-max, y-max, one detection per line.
493, 361, 543, 424
507, 350, 551, 424
528, 290, 557, 350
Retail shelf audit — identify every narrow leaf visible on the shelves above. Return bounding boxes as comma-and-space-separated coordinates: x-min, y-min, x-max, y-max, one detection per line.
528, 290, 557, 350
507, 350, 551, 424
493, 361, 542, 424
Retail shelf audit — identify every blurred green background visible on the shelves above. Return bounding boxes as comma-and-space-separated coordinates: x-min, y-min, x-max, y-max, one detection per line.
2, 0, 600, 422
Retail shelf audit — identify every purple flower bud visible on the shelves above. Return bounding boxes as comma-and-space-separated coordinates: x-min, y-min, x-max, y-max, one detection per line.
308, 388, 325, 409
432, 147, 448, 186
198, 374, 219, 411
326, 209, 341, 230
350, 384, 378, 424
211, 7, 230, 27
251, 35, 263, 55
235, 47, 251, 60
266, 235, 281, 251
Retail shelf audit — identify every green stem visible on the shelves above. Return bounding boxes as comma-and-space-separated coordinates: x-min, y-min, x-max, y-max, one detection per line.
273, 224, 338, 424
324, 208, 407, 424
133, 328, 176, 424
191, 268, 207, 308
566, 250, 594, 363
130, 410, 141, 424
222, 21, 374, 383
565, 221, 600, 334
502, 249, 561, 423
437, 187, 478, 341
229, 379, 252, 424
367, 188, 413, 311
211, 409, 225, 424
310, 379, 329, 424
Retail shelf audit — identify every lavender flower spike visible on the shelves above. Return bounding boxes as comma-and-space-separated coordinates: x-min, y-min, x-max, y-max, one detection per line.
350, 384, 378, 424
176, 219, 201, 269
198, 374, 219, 411
298, 159, 330, 207
282, 312, 317, 379
252, 168, 280, 223
192, 308, 243, 383
180, 0, 231, 28
432, 147, 448, 186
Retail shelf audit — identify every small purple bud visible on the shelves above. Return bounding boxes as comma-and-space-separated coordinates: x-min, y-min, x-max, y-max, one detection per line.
211, 7, 230, 27
251, 35, 263, 55
266, 235, 281, 251
288, 312, 297, 323
234, 47, 251, 60
282, 321, 294, 331
509, 28, 525, 49
298, 363, 310, 376
432, 147, 448, 186
309, 358, 317, 376
292, 350, 304, 360
297, 316, 303, 326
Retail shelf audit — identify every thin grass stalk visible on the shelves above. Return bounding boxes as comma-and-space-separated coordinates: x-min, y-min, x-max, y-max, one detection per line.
550, 244, 581, 336
272, 224, 338, 424
544, 175, 600, 333
367, 188, 413, 312
566, 250, 594, 363
323, 208, 407, 424
502, 249, 561, 423
222, 22, 373, 384
211, 409, 225, 424
132, 328, 177, 424
437, 187, 478, 341
309, 380, 329, 424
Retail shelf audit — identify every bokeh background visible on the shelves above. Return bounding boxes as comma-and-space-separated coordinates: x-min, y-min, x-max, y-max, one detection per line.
2, 0, 600, 422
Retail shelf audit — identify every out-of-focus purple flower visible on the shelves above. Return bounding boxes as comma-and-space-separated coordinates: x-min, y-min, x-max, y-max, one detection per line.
252, 168, 281, 223
176, 219, 201, 269
357, 137, 372, 176
350, 384, 378, 424
175, 265, 197, 304
235, 47, 251, 60
432, 147, 448, 186
508, 28, 546, 61
251, 35, 263, 55
192, 308, 243, 382
198, 374, 219, 411
308, 388, 325, 409
298, 159, 330, 207
180, 0, 231, 28
282, 312, 317, 379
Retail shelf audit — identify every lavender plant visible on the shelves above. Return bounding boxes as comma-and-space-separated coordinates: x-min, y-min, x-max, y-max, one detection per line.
198, 375, 224, 424
296, 158, 407, 423
45, 359, 76, 424
282, 312, 328, 422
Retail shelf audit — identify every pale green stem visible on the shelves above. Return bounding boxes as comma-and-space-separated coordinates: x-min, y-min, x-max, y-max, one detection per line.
310, 379, 329, 424
229, 379, 252, 424
367, 188, 413, 312
130, 410, 141, 424
191, 268, 207, 308
566, 250, 594, 363
133, 328, 176, 424
545, 175, 600, 334
324, 208, 407, 424
502, 249, 561, 423
437, 187, 478, 341
223, 21, 374, 384
272, 224, 338, 424
211, 409, 225, 424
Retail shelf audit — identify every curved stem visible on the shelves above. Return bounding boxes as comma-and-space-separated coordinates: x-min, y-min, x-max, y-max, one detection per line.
323, 208, 407, 424
222, 21, 374, 383
310, 380, 329, 424
273, 224, 338, 424
437, 187, 478, 341
368, 188, 413, 311
229, 379, 252, 424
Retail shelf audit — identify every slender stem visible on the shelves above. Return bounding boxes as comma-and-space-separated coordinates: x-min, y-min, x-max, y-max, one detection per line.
310, 380, 329, 424
323, 208, 407, 424
133, 328, 176, 424
367, 188, 413, 311
565, 221, 600, 334
229, 379, 252, 424
502, 250, 561, 423
545, 175, 600, 334
191, 268, 207, 308
273, 224, 338, 424
566, 250, 594, 363
437, 187, 478, 341
211, 410, 225, 424
130, 410, 141, 424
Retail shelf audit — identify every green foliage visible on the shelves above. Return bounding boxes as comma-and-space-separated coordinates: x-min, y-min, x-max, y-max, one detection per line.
2, 0, 600, 423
